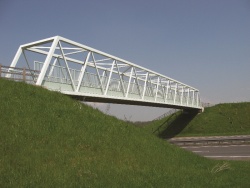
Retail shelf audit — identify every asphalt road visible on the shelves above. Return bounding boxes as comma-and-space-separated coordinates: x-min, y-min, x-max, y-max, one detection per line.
181, 145, 250, 160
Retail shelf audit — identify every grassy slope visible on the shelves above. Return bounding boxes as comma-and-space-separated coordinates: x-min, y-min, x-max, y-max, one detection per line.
0, 79, 250, 187
145, 103, 250, 137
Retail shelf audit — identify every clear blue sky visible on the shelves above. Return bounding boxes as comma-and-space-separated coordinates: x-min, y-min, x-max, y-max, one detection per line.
1, 0, 250, 121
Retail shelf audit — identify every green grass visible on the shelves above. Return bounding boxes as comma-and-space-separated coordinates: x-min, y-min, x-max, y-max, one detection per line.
145, 103, 250, 138
0, 78, 250, 187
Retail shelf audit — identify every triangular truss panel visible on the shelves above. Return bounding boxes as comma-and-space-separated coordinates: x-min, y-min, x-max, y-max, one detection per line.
8, 36, 202, 111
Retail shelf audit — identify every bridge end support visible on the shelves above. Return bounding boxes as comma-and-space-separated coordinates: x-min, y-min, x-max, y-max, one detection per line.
183, 107, 204, 115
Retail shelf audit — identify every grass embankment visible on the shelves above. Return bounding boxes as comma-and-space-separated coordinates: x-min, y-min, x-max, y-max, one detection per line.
145, 103, 250, 138
0, 79, 250, 187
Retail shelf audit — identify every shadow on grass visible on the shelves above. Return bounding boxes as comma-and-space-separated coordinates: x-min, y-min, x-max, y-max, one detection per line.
156, 112, 198, 139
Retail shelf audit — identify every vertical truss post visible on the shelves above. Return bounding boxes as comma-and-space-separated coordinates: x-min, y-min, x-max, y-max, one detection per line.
160, 79, 166, 103
101, 70, 106, 84
48, 57, 58, 78
104, 60, 115, 95
102, 70, 108, 89
58, 41, 76, 91
36, 37, 59, 85
154, 77, 160, 101
165, 80, 170, 102
133, 68, 142, 97
92, 52, 105, 93
126, 67, 133, 98
170, 85, 173, 103
114, 61, 126, 96
187, 88, 190, 106
76, 52, 90, 92
181, 86, 184, 105
142, 73, 148, 100
173, 83, 178, 104
56, 59, 67, 83
148, 76, 155, 97
196, 92, 199, 107
131, 79, 134, 93
117, 81, 120, 91
192, 90, 195, 106
199, 92, 202, 107
132, 79, 136, 93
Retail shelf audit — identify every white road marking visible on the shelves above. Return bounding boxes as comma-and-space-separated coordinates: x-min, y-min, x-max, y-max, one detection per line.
193, 151, 209, 153
181, 145, 250, 149
205, 156, 250, 158
171, 135, 250, 141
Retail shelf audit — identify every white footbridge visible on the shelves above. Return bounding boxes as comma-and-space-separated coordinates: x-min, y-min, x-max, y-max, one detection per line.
7, 36, 203, 111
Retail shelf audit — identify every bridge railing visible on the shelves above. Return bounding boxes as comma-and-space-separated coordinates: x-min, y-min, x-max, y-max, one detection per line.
33, 61, 199, 107
0, 64, 39, 84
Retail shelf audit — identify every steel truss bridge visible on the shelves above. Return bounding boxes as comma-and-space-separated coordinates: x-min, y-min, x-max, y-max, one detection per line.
6, 36, 203, 111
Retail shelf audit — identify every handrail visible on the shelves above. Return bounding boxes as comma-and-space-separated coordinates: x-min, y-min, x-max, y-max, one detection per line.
0, 64, 40, 72
0, 64, 40, 83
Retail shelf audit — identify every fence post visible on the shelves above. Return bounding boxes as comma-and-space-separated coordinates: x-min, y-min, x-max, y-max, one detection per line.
23, 67, 26, 82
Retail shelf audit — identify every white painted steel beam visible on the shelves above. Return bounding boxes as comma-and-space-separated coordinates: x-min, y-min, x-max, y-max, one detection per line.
114, 60, 126, 96
76, 52, 90, 92
10, 46, 22, 68
142, 73, 149, 100
58, 41, 76, 91
104, 60, 115, 95
36, 36, 59, 85
126, 67, 133, 98
92, 52, 105, 94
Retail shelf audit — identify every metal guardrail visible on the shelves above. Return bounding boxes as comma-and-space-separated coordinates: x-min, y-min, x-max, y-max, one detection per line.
169, 135, 250, 146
